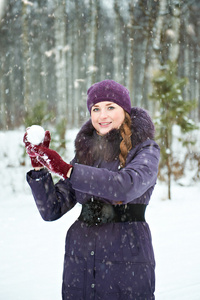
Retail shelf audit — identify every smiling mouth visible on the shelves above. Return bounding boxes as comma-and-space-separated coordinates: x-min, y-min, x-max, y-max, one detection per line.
99, 122, 112, 126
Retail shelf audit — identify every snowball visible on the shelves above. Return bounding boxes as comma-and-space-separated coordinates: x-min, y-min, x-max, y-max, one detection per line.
27, 125, 45, 145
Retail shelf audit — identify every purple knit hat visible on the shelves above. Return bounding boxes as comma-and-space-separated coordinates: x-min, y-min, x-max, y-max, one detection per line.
87, 79, 131, 114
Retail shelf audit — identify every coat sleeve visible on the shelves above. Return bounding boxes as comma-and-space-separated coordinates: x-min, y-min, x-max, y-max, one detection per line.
27, 168, 77, 221
70, 140, 160, 204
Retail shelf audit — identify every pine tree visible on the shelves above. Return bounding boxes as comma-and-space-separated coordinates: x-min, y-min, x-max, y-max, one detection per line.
150, 61, 197, 199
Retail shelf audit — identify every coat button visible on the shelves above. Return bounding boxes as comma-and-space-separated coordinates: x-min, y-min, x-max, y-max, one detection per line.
91, 284, 95, 288
90, 251, 94, 256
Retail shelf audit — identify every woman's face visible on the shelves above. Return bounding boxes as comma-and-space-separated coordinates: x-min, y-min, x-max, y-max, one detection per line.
91, 101, 125, 135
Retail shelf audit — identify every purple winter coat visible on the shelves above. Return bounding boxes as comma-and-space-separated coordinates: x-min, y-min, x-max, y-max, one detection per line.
27, 107, 160, 300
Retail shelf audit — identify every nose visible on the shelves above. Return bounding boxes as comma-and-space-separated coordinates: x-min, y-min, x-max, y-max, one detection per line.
99, 108, 108, 119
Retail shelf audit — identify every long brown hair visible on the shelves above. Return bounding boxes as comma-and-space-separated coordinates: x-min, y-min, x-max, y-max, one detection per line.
119, 112, 132, 168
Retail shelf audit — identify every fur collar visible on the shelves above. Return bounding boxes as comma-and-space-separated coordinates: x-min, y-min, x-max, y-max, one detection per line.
74, 107, 155, 166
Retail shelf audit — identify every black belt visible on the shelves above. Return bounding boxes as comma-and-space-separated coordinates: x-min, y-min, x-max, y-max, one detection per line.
78, 198, 146, 226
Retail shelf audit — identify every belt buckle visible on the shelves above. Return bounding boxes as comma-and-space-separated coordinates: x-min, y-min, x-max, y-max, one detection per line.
95, 217, 102, 226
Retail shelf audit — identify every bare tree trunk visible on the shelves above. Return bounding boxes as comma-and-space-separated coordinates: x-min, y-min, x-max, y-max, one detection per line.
54, 1, 67, 119
66, 1, 74, 128
0, 0, 6, 21
187, 21, 198, 120
21, 1, 31, 116
183, 10, 190, 104
149, 0, 167, 114
0, 69, 7, 129
54, 1, 68, 147
168, 2, 181, 62
167, 156, 172, 199
141, 36, 152, 109
151, 0, 167, 69
165, 124, 172, 200
127, 1, 135, 104
113, 0, 124, 83
73, 1, 83, 127
197, 26, 200, 119
87, 0, 98, 88
167, 141, 172, 200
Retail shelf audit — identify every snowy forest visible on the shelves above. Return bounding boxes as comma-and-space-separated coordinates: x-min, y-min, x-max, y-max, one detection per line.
0, 0, 200, 130
1, 1, 200, 299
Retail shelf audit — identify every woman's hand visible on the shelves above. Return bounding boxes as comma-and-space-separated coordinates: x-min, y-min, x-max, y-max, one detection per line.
26, 144, 73, 179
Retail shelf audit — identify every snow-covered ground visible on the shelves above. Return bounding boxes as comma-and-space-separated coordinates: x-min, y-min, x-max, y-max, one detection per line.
0, 128, 200, 300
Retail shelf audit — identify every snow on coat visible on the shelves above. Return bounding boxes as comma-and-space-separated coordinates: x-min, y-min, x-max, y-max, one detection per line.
27, 107, 160, 300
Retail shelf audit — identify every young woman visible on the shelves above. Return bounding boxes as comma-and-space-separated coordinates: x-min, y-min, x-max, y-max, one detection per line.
24, 79, 160, 300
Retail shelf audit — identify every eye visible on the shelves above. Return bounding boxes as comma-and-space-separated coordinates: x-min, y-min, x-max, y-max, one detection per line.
92, 107, 99, 112
108, 106, 115, 110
